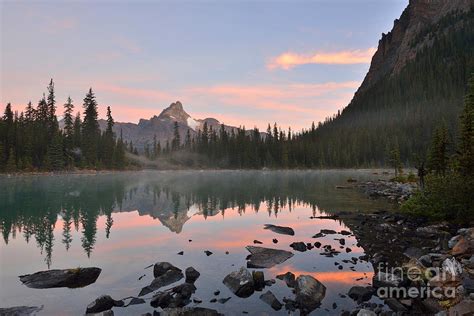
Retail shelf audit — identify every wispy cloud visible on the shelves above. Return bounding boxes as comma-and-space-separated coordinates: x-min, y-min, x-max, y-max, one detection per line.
267, 47, 376, 70
185, 81, 359, 129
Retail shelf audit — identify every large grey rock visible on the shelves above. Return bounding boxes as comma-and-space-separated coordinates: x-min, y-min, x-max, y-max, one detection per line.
86, 295, 123, 314
260, 291, 282, 310
263, 224, 295, 235
295, 275, 326, 313
154, 262, 182, 278
0, 306, 43, 316
139, 269, 184, 296
19, 267, 101, 289
223, 267, 255, 298
245, 246, 294, 268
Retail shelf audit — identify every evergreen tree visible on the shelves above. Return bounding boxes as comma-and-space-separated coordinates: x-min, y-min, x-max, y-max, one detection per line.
73, 112, 82, 148
81, 88, 100, 166
63, 97, 75, 140
103, 106, 115, 168
388, 145, 403, 177
46, 79, 59, 135
172, 121, 181, 151
427, 123, 450, 175
63, 97, 75, 166
47, 131, 64, 170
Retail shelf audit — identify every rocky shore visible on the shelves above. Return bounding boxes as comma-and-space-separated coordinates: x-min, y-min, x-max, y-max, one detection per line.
357, 180, 417, 203
334, 210, 474, 315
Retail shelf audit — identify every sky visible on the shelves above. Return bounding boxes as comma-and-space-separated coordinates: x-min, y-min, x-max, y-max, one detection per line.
1, 0, 408, 131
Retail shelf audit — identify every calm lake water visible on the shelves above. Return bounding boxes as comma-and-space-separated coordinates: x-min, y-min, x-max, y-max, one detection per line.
0, 170, 395, 315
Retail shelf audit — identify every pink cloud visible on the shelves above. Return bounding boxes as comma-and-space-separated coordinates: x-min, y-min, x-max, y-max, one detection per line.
184, 81, 358, 130
268, 48, 376, 70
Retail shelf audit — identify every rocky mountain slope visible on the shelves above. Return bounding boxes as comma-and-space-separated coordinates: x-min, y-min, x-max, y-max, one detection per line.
311, 0, 473, 167
99, 101, 238, 150
357, 0, 471, 95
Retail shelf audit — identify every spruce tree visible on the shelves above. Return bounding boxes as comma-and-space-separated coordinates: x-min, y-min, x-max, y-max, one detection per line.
73, 112, 82, 148
81, 88, 100, 166
46, 79, 59, 134
63, 97, 75, 139
388, 145, 403, 177
103, 106, 115, 167
47, 131, 64, 170
427, 123, 449, 175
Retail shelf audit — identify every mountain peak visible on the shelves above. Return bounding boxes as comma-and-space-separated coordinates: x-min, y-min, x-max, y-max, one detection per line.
158, 101, 190, 122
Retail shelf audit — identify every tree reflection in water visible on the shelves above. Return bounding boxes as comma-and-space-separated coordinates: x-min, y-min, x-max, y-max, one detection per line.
0, 171, 391, 267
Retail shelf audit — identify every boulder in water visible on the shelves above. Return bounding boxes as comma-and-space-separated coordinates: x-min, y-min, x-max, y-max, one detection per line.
19, 267, 101, 289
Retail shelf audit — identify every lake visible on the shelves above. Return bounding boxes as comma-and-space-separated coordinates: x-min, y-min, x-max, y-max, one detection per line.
0, 170, 395, 315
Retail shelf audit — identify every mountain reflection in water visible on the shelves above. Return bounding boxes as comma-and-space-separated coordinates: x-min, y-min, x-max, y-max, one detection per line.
0, 170, 397, 315
0, 171, 392, 268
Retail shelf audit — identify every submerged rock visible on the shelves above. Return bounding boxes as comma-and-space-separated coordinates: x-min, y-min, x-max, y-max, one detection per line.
223, 267, 255, 298
217, 297, 231, 304
245, 246, 294, 268
126, 297, 145, 306
150, 283, 197, 309
0, 306, 43, 316
260, 291, 282, 310
295, 275, 326, 313
263, 224, 295, 236
86, 295, 123, 314
19, 267, 101, 289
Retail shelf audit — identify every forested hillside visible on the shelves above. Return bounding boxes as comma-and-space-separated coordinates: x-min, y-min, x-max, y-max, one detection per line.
307, 5, 474, 167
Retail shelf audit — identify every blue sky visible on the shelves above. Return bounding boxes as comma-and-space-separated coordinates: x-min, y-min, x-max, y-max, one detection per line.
1, 0, 408, 130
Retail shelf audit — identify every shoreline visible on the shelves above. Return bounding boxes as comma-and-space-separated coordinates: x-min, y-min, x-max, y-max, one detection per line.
0, 167, 397, 178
